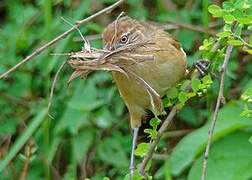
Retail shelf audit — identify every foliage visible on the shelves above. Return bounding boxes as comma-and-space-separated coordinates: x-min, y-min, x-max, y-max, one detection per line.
0, 0, 251, 180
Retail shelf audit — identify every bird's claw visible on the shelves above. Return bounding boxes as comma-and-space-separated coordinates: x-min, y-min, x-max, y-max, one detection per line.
194, 59, 210, 77
187, 59, 217, 78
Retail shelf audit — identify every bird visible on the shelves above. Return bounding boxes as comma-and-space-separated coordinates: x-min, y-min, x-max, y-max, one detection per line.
102, 16, 187, 178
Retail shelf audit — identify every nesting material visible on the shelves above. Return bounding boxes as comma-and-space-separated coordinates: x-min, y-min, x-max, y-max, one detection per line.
65, 40, 167, 117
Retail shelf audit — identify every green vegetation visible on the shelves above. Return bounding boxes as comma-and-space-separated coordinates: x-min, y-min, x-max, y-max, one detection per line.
0, 0, 251, 179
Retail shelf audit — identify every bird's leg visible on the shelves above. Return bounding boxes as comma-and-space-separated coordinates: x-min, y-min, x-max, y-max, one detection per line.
129, 126, 139, 180
186, 59, 213, 78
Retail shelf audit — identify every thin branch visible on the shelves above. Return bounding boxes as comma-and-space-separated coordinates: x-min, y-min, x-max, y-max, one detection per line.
162, 129, 193, 138
47, 60, 68, 118
139, 38, 221, 176
0, 0, 126, 80
20, 143, 33, 180
0, 92, 30, 107
165, 19, 217, 35
201, 44, 233, 180
152, 154, 169, 160
139, 106, 177, 176
73, 34, 103, 42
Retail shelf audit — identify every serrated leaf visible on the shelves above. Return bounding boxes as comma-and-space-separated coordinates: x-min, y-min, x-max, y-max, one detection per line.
216, 31, 232, 38
227, 40, 244, 46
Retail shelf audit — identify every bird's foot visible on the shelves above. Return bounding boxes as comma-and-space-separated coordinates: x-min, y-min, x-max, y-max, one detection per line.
186, 59, 216, 78
193, 59, 210, 77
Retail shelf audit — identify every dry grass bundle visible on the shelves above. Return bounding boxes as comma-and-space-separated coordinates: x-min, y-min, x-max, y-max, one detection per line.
62, 39, 167, 118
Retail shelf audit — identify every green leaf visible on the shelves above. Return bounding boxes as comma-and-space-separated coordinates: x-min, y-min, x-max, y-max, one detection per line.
245, 49, 252, 54
97, 138, 129, 167
150, 118, 161, 128
135, 143, 151, 157
222, 1, 234, 11
192, 79, 201, 92
166, 87, 178, 99
208, 4, 222, 17
240, 109, 252, 117
235, 24, 243, 37
72, 130, 94, 164
178, 92, 188, 103
233, 9, 244, 19
249, 136, 252, 144
170, 102, 252, 176
216, 31, 232, 38
227, 40, 244, 46
223, 15, 235, 23
237, 17, 251, 24
186, 92, 196, 98
202, 74, 213, 84
234, 0, 245, 9
224, 24, 232, 31
241, 88, 252, 102
68, 81, 106, 112
0, 109, 47, 172
0, 119, 18, 136
188, 132, 252, 180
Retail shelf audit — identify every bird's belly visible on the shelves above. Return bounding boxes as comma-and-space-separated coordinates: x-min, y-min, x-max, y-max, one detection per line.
112, 59, 185, 109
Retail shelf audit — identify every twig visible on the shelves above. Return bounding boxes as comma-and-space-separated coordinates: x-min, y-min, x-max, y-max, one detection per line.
162, 129, 193, 138
73, 34, 103, 42
139, 106, 177, 176
152, 154, 169, 160
201, 44, 233, 180
47, 60, 68, 118
139, 38, 221, 176
165, 19, 217, 35
0, 0, 126, 80
0, 92, 30, 107
20, 143, 33, 180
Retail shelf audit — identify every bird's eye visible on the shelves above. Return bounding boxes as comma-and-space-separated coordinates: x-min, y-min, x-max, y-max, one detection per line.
120, 35, 128, 44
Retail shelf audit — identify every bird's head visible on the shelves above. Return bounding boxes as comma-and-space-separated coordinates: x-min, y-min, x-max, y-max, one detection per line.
102, 16, 155, 52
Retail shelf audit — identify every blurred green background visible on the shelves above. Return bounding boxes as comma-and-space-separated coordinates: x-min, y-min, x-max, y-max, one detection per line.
0, 0, 251, 180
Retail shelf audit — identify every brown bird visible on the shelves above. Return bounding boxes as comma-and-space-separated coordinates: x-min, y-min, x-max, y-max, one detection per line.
102, 16, 187, 177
